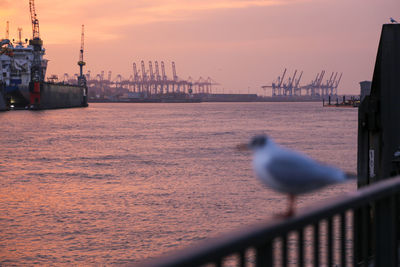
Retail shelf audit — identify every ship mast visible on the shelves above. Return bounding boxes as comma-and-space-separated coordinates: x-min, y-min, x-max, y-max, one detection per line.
17, 28, 23, 45
5, 21, 9, 40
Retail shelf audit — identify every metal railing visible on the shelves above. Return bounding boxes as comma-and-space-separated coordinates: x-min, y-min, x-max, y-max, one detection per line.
139, 176, 400, 267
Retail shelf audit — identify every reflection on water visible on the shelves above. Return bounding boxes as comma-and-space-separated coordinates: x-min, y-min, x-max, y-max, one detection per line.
0, 102, 357, 265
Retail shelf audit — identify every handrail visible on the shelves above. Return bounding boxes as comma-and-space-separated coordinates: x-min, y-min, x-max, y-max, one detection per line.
139, 176, 400, 267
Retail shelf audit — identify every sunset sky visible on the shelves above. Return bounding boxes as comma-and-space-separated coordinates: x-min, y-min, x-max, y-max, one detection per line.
1, 0, 399, 94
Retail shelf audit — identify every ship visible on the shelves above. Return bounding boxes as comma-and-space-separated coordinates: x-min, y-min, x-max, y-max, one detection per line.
0, 0, 88, 111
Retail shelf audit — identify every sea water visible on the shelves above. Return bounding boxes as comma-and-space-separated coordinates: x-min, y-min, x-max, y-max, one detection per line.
0, 102, 357, 265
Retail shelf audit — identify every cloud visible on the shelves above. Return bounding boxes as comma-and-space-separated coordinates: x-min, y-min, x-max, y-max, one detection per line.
0, 0, 11, 8
36, 0, 296, 42
0, 0, 18, 20
2, 0, 300, 44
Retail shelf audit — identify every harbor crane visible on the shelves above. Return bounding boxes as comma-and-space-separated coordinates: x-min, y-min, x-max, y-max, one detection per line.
262, 68, 341, 97
261, 68, 287, 96
28, 0, 44, 107
78, 60, 217, 97
286, 70, 297, 96
77, 25, 87, 89
29, 0, 40, 40
78, 25, 85, 77
293, 71, 303, 96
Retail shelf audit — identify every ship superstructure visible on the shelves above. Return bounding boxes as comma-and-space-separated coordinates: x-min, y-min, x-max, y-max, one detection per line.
0, 0, 87, 110
0, 37, 48, 106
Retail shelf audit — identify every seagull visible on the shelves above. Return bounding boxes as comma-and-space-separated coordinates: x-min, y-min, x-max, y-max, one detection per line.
390, 17, 398, 23
237, 135, 354, 217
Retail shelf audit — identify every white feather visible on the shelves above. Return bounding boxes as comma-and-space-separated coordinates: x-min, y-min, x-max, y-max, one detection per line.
251, 137, 346, 195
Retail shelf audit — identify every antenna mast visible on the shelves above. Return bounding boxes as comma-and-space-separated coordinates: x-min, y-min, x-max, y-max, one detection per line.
17, 28, 23, 45
6, 21, 9, 39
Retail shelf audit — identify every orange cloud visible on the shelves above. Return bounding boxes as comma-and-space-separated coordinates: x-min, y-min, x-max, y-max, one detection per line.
2, 0, 297, 44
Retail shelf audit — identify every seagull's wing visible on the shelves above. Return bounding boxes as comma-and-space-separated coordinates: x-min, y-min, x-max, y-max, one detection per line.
267, 151, 344, 194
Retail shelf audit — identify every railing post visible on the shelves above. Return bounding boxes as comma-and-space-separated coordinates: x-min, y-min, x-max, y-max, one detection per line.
256, 240, 273, 267
374, 196, 397, 267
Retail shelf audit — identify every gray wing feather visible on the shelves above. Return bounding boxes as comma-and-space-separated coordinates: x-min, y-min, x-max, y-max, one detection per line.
268, 152, 343, 194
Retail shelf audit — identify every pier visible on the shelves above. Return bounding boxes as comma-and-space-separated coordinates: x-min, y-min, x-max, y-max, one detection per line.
140, 23, 400, 267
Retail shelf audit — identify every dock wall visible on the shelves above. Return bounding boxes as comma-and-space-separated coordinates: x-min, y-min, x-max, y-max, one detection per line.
40, 83, 87, 109
0, 83, 6, 111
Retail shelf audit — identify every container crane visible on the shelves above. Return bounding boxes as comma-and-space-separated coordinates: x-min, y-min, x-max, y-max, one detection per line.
326, 72, 337, 95
286, 70, 297, 95
133, 63, 140, 92
132, 63, 139, 81
161, 61, 168, 93
154, 61, 162, 94
334, 73, 342, 95
172, 62, 178, 82
154, 61, 161, 82
327, 72, 334, 88
277, 69, 287, 87
141, 60, 149, 94
261, 68, 286, 96
294, 71, 303, 96
330, 72, 338, 88
140, 60, 147, 82
171, 61, 178, 92
149, 61, 156, 94
149, 61, 155, 82
161, 61, 167, 81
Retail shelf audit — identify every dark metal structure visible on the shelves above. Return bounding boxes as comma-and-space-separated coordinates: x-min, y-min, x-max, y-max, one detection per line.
139, 177, 400, 267
358, 23, 400, 187
355, 22, 400, 267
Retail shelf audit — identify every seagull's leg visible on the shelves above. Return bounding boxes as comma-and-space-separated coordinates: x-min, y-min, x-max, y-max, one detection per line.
286, 194, 295, 217
274, 194, 296, 218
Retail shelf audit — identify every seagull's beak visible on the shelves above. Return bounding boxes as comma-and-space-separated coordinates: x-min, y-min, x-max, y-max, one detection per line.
236, 143, 249, 151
